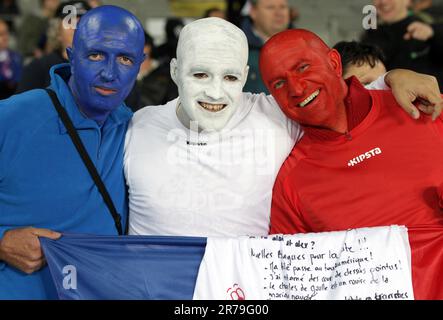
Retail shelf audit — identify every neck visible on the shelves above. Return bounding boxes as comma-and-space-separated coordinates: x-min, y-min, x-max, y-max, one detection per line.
384, 11, 409, 24
42, 8, 54, 18
327, 103, 348, 134
61, 47, 68, 60
68, 77, 110, 126
252, 26, 270, 43
301, 77, 372, 141
326, 80, 350, 134
176, 102, 201, 132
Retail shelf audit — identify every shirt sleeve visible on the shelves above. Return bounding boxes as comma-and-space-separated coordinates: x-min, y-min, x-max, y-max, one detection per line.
365, 73, 389, 90
269, 170, 310, 235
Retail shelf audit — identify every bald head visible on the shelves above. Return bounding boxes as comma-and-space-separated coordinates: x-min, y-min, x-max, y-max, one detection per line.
261, 29, 330, 63
73, 5, 144, 50
176, 17, 248, 67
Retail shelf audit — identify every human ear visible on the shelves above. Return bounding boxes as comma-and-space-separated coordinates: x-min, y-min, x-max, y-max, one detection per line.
242, 65, 250, 88
328, 49, 343, 77
170, 58, 178, 85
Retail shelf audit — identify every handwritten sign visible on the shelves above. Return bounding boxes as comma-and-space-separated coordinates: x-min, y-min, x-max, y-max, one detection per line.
193, 226, 414, 300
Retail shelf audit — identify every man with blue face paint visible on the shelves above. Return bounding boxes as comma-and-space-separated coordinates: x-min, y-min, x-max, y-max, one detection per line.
67, 11, 144, 125
0, 5, 145, 299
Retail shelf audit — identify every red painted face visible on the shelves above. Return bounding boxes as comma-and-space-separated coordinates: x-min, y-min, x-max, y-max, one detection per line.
259, 29, 348, 131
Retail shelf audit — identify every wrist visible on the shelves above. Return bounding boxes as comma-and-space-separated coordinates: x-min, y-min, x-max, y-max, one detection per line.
0, 236, 4, 262
385, 71, 394, 88
0, 234, 5, 270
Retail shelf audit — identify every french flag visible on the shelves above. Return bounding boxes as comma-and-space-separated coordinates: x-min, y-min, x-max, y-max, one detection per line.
40, 225, 443, 300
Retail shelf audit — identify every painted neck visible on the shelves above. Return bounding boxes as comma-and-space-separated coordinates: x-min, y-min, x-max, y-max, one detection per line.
325, 79, 349, 134
176, 101, 200, 132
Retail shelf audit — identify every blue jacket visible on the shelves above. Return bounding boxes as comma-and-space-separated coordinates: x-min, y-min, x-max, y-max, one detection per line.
0, 64, 132, 299
240, 17, 269, 95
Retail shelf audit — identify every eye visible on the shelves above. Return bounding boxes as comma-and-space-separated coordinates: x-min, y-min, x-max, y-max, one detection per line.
88, 53, 103, 61
193, 73, 208, 79
224, 75, 238, 82
273, 80, 286, 89
118, 56, 133, 66
298, 64, 310, 73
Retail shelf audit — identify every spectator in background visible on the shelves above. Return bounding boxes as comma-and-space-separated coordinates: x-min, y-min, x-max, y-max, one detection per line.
153, 18, 184, 65
16, 0, 90, 93
87, 0, 102, 8
412, 0, 443, 23
16, 0, 60, 62
227, 0, 247, 27
240, 0, 291, 94
203, 7, 226, 19
0, 0, 20, 32
361, 0, 443, 89
334, 41, 387, 85
288, 5, 300, 29
0, 18, 21, 99
125, 31, 178, 112
0, 0, 19, 14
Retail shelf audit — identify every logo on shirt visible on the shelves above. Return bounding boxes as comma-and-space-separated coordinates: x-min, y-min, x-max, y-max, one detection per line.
227, 283, 246, 300
186, 141, 207, 146
347, 148, 382, 167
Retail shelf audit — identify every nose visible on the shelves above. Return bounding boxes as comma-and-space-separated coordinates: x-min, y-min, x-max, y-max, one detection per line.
100, 58, 117, 82
287, 72, 306, 97
204, 78, 224, 101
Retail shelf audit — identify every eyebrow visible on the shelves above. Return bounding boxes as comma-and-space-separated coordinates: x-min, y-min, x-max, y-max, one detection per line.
189, 66, 242, 75
84, 46, 138, 58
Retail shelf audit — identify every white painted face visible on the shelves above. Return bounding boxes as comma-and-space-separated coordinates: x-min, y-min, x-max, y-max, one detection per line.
171, 18, 249, 131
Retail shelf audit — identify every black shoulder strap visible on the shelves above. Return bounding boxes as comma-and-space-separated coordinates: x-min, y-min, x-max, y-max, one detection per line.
45, 89, 123, 235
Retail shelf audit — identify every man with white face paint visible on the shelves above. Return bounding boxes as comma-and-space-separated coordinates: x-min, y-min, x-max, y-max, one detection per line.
125, 18, 299, 236
124, 17, 443, 237
171, 20, 249, 132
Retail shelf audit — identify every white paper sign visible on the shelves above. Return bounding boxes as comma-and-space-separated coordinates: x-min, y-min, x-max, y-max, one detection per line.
193, 225, 413, 300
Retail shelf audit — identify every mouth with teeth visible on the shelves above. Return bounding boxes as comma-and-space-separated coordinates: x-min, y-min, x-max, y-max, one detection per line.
199, 102, 227, 112
298, 89, 320, 108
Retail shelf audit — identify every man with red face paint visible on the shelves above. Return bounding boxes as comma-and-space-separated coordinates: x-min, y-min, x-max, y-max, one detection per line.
260, 29, 443, 299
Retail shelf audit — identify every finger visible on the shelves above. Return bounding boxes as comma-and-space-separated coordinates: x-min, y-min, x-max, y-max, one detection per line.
432, 103, 443, 121
31, 228, 62, 240
396, 95, 420, 119
412, 30, 421, 40
417, 104, 435, 114
41, 256, 47, 267
417, 91, 443, 108
26, 249, 45, 262
407, 22, 417, 32
23, 258, 46, 275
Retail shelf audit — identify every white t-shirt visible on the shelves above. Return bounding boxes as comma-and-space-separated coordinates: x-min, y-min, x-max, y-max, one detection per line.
124, 93, 302, 237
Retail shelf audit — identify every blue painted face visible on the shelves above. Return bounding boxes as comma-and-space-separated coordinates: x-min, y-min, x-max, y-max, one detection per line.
67, 6, 145, 124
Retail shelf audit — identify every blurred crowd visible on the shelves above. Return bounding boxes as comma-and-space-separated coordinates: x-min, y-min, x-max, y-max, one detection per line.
0, 0, 442, 107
